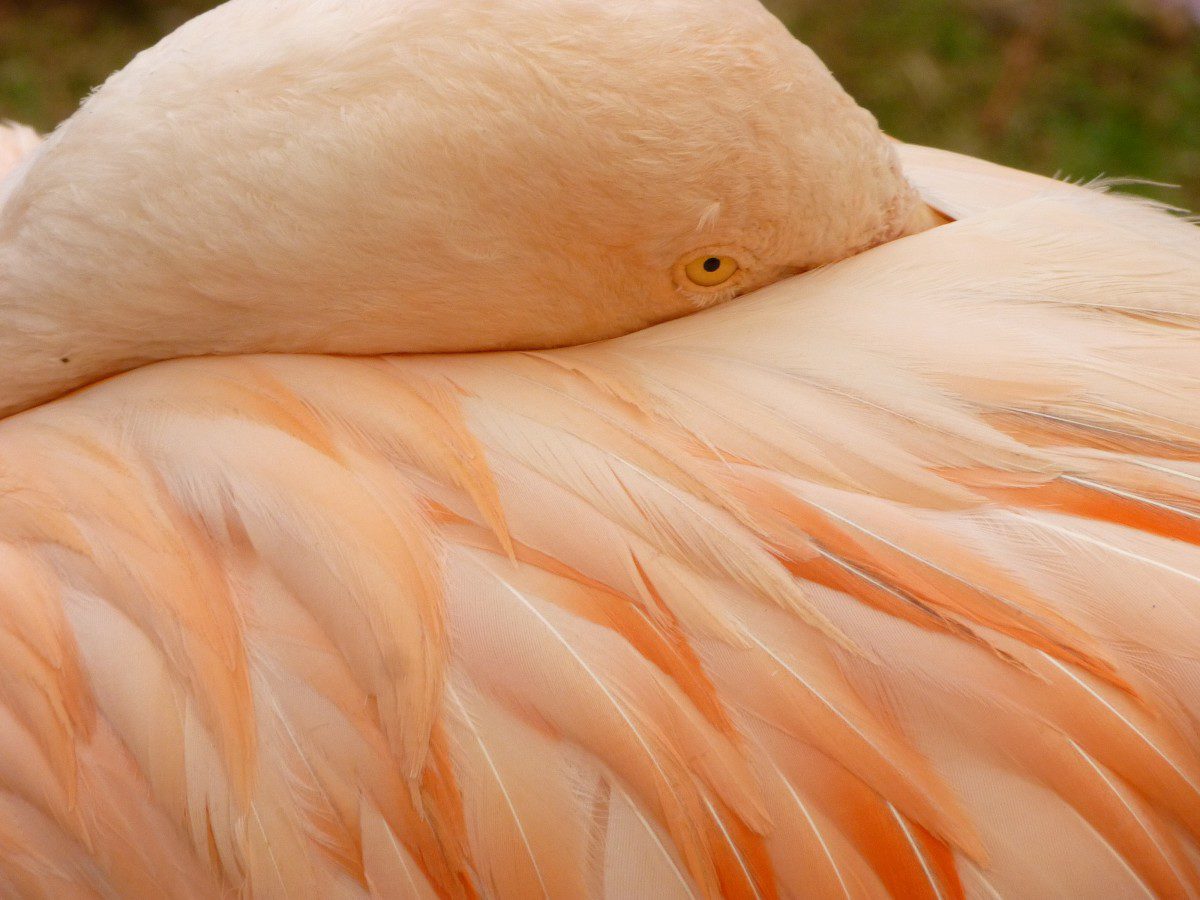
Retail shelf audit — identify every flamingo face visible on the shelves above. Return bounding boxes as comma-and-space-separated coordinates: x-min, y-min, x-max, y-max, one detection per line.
0, 0, 936, 416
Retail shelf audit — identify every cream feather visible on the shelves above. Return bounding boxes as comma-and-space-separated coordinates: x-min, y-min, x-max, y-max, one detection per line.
0, 143, 1196, 895
0, 2, 1198, 896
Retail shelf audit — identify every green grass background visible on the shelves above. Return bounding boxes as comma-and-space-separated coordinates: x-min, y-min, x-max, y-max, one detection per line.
2, 0, 1198, 209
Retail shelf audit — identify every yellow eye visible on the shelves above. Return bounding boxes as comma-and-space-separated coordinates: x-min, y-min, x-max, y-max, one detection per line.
684, 254, 739, 288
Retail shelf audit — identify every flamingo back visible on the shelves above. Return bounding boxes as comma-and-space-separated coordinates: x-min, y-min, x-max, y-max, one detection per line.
0, 145, 1198, 897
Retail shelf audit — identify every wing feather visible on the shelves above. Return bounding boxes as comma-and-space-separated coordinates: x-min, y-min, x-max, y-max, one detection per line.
1, 144, 1199, 894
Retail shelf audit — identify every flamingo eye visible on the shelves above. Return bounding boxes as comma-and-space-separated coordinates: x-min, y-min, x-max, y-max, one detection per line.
683, 254, 738, 287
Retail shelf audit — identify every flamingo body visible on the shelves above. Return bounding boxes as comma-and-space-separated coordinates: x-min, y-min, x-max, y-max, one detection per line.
0, 134, 1198, 896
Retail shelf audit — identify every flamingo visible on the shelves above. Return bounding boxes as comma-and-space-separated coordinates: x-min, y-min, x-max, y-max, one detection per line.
0, 1, 1198, 897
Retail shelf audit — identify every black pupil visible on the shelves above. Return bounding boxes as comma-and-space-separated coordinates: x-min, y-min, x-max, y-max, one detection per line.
703, 257, 722, 273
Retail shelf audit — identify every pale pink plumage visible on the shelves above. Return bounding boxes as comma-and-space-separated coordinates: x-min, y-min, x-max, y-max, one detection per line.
2, 0, 1200, 894
0, 124, 1198, 895
0, 123, 37, 186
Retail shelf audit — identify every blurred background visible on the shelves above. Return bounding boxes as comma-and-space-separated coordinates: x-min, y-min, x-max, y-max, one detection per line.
1, 0, 1197, 208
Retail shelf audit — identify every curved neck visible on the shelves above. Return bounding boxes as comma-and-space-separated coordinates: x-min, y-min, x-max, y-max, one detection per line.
0, 224, 186, 417
0, 278, 129, 418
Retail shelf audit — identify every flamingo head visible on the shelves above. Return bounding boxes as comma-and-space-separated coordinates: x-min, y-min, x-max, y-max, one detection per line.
0, 0, 939, 414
